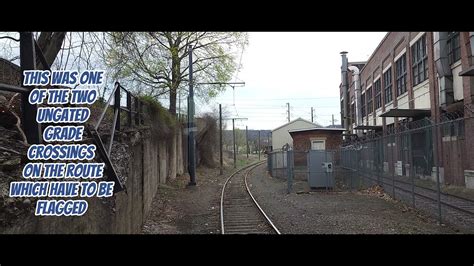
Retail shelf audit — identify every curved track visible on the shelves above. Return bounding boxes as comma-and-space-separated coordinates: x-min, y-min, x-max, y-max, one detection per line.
220, 161, 281, 234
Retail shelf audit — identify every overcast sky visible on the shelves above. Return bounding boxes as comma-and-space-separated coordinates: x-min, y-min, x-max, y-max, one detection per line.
200, 32, 387, 130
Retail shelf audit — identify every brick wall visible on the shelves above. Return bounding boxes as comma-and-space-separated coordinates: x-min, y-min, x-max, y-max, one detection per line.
342, 32, 474, 186
291, 130, 342, 151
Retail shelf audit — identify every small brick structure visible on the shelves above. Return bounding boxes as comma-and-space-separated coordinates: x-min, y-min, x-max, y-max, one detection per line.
289, 127, 344, 167
289, 127, 344, 151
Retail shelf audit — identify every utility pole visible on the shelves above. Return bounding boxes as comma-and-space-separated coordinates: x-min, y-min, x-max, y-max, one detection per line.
246, 125, 249, 158
20, 32, 41, 144
219, 104, 223, 175
226, 117, 247, 168
267, 131, 270, 152
258, 130, 261, 161
187, 45, 196, 186
286, 102, 290, 122
311, 107, 314, 123
233, 119, 236, 168
332, 114, 335, 126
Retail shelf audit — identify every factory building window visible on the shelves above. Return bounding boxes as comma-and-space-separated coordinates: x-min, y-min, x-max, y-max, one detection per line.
383, 68, 393, 104
367, 86, 373, 114
411, 34, 428, 86
395, 54, 407, 96
361, 92, 366, 117
447, 32, 461, 65
374, 79, 382, 110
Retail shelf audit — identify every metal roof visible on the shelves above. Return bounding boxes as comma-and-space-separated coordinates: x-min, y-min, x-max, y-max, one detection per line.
271, 117, 321, 132
288, 127, 346, 133
379, 108, 431, 118
459, 65, 474, 76
353, 125, 383, 130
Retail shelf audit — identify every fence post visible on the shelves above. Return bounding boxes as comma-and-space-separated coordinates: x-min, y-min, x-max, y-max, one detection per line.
287, 150, 293, 194
114, 85, 121, 131
126, 91, 132, 127
20, 32, 41, 144
325, 150, 328, 192
409, 130, 415, 208
433, 120, 442, 224
219, 104, 223, 175
391, 135, 396, 199
135, 98, 140, 126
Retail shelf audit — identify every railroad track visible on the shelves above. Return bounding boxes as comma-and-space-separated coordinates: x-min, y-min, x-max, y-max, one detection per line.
220, 160, 281, 234
350, 168, 474, 227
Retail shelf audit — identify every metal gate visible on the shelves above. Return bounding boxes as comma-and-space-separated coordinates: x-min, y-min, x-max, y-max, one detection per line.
308, 150, 334, 189
268, 150, 335, 192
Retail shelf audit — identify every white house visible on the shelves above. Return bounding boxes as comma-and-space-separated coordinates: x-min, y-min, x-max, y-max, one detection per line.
271, 118, 321, 151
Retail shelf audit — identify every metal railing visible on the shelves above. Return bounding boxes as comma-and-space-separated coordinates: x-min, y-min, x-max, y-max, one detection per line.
0, 32, 47, 144
88, 81, 147, 193
0, 33, 148, 194
94, 82, 144, 156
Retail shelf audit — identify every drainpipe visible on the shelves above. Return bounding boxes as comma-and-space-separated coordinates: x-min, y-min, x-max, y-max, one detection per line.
340, 51, 349, 132
348, 65, 361, 127
433, 32, 454, 108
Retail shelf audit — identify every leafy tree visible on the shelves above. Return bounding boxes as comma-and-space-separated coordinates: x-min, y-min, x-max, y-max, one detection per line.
106, 32, 248, 115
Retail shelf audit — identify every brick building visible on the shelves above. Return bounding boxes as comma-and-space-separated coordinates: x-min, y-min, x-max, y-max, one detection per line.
340, 32, 474, 187
289, 127, 344, 151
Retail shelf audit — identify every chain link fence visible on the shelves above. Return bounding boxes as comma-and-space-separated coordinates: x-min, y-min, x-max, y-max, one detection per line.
339, 106, 474, 230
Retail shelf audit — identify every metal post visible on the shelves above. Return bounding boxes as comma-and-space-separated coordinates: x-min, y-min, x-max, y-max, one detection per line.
135, 98, 140, 126
267, 132, 270, 152
246, 125, 249, 158
188, 45, 196, 186
258, 130, 261, 161
325, 150, 328, 192
409, 130, 415, 208
232, 118, 236, 168
433, 121, 442, 224
287, 150, 293, 194
20, 32, 41, 144
311, 107, 314, 123
377, 138, 381, 186
126, 91, 132, 126
340, 51, 349, 131
114, 86, 121, 131
392, 134, 396, 199
219, 104, 223, 175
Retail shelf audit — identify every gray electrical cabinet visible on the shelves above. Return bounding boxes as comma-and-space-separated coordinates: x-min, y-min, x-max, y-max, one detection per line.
307, 150, 334, 188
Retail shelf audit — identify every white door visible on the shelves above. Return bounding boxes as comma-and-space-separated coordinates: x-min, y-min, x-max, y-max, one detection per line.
311, 140, 325, 150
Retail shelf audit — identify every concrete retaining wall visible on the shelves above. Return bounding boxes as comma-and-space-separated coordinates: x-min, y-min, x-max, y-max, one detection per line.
2, 126, 185, 234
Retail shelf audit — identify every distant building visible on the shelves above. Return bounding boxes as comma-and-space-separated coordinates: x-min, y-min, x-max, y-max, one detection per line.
271, 118, 321, 151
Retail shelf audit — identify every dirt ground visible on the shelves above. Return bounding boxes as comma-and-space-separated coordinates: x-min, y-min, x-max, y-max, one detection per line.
142, 157, 470, 234
141, 154, 260, 234
248, 164, 467, 234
